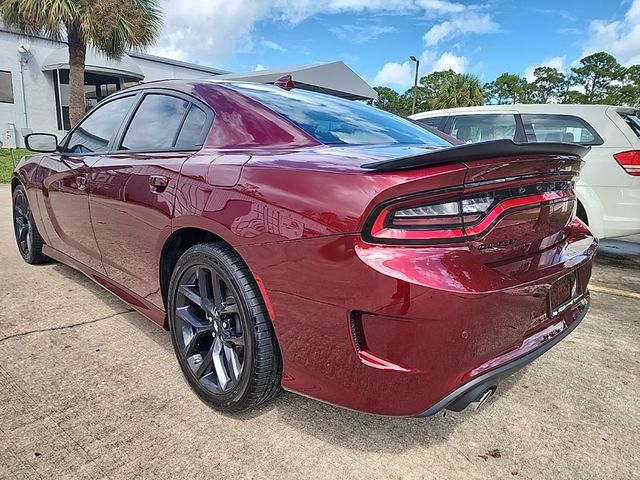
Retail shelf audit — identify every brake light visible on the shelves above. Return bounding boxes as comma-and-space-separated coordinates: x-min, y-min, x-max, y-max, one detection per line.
613, 150, 640, 176
365, 182, 573, 244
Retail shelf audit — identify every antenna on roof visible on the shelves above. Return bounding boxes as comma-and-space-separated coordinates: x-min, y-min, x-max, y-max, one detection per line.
274, 75, 295, 91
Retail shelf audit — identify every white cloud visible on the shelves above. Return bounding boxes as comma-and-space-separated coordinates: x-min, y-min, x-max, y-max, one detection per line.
255, 64, 267, 71
424, 14, 499, 46
153, 0, 422, 65
416, 0, 465, 13
373, 61, 414, 87
153, 1, 498, 67
524, 56, 566, 81
582, 0, 640, 65
372, 52, 468, 88
260, 39, 286, 52
329, 24, 396, 44
432, 52, 468, 72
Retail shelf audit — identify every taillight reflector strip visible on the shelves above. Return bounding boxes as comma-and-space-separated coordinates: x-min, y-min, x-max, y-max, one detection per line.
366, 184, 574, 244
613, 150, 640, 176
464, 190, 572, 236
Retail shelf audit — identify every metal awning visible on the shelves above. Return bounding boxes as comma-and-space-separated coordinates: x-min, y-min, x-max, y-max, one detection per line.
213, 61, 377, 101
42, 47, 144, 81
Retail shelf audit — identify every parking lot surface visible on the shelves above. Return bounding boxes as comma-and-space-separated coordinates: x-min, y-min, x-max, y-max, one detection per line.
1, 184, 638, 480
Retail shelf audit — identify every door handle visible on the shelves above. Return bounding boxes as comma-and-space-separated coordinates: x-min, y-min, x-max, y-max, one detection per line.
76, 174, 87, 191
149, 175, 169, 193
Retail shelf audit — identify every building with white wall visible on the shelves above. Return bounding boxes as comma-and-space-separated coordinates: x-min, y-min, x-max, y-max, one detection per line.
0, 27, 376, 148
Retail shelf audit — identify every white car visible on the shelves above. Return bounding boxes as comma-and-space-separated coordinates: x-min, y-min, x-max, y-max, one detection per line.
411, 104, 640, 239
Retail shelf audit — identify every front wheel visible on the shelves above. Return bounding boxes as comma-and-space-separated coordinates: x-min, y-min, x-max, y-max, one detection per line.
12, 185, 49, 264
168, 242, 282, 413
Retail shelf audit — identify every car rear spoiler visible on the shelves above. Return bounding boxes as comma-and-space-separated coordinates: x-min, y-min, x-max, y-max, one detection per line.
361, 139, 590, 172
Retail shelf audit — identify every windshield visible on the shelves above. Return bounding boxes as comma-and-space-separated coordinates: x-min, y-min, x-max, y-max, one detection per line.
227, 83, 450, 147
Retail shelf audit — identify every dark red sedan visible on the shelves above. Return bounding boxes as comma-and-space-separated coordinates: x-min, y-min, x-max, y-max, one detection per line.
12, 80, 596, 416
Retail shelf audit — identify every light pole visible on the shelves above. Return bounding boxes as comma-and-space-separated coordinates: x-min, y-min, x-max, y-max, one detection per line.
410, 55, 419, 115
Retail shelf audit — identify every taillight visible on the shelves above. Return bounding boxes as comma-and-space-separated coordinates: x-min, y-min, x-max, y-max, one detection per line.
613, 150, 640, 176
365, 181, 573, 244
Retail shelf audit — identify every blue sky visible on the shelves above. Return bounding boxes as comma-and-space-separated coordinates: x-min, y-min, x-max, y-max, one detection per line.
153, 0, 640, 91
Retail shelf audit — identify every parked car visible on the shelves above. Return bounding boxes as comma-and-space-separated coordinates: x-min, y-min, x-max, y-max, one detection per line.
12, 81, 596, 416
411, 104, 640, 239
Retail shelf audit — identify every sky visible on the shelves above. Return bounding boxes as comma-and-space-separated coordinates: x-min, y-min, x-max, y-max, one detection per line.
151, 0, 640, 92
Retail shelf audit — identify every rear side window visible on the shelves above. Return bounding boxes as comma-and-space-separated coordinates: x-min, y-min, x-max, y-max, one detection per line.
65, 95, 136, 154
121, 94, 190, 151
522, 114, 603, 145
619, 112, 640, 140
227, 83, 450, 147
450, 114, 517, 143
417, 116, 446, 130
175, 106, 208, 149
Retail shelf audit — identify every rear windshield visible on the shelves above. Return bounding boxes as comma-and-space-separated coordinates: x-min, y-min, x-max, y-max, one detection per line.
619, 112, 640, 140
227, 83, 450, 147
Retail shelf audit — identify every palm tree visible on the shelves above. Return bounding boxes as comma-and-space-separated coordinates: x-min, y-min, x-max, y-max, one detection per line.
0, 0, 162, 125
432, 73, 486, 109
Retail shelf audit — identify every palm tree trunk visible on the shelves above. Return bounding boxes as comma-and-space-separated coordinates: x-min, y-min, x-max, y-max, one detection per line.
67, 24, 86, 127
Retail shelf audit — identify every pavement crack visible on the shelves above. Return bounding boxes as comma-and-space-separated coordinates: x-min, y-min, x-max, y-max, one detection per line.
0, 310, 134, 344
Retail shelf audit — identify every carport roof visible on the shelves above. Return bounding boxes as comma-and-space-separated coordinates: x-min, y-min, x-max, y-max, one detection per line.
42, 47, 144, 81
213, 61, 377, 101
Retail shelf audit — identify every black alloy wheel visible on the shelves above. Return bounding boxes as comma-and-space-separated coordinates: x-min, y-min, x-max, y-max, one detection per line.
12, 185, 49, 264
168, 242, 282, 412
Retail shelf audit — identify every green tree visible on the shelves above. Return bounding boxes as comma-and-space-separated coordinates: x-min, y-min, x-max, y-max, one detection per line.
532, 66, 567, 103
432, 73, 485, 109
373, 86, 411, 116
607, 65, 640, 107
413, 69, 458, 111
570, 52, 625, 104
0, 0, 162, 125
484, 73, 527, 104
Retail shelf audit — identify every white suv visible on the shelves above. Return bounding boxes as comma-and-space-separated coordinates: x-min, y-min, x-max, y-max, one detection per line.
411, 104, 640, 239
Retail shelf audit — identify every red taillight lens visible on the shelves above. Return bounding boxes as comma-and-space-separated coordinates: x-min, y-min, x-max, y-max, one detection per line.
365, 182, 573, 245
613, 150, 640, 176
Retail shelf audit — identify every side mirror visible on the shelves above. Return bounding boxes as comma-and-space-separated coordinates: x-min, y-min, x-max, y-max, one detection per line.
25, 133, 58, 153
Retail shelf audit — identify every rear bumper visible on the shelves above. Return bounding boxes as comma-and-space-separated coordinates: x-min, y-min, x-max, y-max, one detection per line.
239, 224, 598, 416
418, 295, 590, 416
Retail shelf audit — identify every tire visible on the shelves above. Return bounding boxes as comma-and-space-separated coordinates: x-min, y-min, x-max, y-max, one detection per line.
167, 242, 282, 413
12, 184, 50, 264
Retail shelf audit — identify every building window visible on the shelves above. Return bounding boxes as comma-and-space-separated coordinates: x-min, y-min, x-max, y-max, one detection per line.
0, 71, 14, 103
55, 69, 122, 130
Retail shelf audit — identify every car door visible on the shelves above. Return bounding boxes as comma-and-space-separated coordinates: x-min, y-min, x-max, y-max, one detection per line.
88, 90, 212, 308
39, 94, 138, 272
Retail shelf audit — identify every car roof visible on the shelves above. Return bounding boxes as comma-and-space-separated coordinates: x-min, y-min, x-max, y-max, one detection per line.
410, 103, 638, 119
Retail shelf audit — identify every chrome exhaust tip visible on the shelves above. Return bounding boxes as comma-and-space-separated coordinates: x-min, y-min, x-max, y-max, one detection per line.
471, 387, 495, 410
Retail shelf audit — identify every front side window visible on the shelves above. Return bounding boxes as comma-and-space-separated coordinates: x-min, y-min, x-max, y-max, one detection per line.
228, 83, 450, 147
522, 114, 603, 145
450, 114, 517, 144
65, 95, 136, 154
121, 94, 191, 151
0, 71, 14, 103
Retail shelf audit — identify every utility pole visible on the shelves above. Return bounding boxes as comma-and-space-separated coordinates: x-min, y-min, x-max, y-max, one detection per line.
410, 55, 419, 115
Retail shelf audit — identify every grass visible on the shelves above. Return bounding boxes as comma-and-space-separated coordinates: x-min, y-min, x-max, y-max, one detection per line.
0, 149, 30, 183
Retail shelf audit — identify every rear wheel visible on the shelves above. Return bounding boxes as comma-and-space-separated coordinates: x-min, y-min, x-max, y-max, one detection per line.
168, 242, 282, 412
12, 185, 49, 264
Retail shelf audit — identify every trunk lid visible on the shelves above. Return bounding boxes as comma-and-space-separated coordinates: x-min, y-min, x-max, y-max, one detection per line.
362, 140, 587, 265
462, 152, 583, 264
